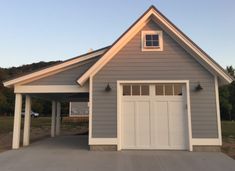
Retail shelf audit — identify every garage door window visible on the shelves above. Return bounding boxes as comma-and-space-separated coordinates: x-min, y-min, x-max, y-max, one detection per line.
132, 85, 141, 95
123, 85, 131, 96
155, 83, 183, 96
123, 85, 149, 96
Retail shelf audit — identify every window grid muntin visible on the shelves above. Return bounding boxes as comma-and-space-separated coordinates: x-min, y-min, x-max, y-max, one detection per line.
144, 34, 160, 48
122, 84, 150, 96
155, 83, 183, 96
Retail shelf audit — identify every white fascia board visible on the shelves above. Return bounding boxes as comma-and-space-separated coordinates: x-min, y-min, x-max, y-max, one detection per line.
14, 85, 89, 93
77, 12, 152, 85
4, 48, 107, 88
77, 8, 233, 86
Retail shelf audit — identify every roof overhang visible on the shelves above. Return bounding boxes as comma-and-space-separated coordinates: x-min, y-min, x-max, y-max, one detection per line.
77, 6, 233, 86
3, 47, 109, 88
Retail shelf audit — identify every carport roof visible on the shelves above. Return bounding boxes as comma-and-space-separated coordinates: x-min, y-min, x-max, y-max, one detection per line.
3, 46, 110, 88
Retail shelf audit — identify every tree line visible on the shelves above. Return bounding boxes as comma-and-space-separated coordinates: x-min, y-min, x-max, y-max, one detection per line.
0, 61, 61, 116
0, 62, 234, 120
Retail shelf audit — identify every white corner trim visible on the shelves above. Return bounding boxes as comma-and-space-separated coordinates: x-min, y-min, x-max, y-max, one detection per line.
14, 85, 89, 93
117, 81, 122, 150
191, 138, 221, 146
141, 30, 163, 51
89, 138, 118, 145
77, 7, 232, 86
214, 76, 222, 145
116, 80, 193, 151
4, 48, 107, 87
186, 81, 193, 151
88, 76, 93, 144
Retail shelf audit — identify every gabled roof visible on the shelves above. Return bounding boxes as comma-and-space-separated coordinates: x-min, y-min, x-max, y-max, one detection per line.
3, 46, 110, 87
4, 5, 233, 88
77, 5, 233, 85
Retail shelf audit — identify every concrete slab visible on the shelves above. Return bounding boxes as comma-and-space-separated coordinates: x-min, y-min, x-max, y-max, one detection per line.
0, 135, 234, 171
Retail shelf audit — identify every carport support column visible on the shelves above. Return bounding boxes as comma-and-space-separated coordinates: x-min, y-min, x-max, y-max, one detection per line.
56, 102, 61, 136
23, 95, 31, 146
51, 101, 56, 137
12, 93, 22, 149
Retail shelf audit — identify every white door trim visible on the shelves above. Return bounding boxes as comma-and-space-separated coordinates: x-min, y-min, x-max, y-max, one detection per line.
117, 80, 193, 151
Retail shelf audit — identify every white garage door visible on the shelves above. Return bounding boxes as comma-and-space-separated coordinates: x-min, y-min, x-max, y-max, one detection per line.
121, 83, 188, 150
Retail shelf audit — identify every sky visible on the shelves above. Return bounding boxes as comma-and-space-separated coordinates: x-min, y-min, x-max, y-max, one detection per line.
0, 0, 234, 68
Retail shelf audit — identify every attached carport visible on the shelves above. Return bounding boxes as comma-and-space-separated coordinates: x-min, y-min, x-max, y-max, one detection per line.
11, 84, 89, 149
2, 47, 108, 149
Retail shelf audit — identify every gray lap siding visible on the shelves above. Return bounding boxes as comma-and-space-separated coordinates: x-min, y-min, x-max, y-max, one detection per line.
26, 57, 100, 85
92, 20, 218, 139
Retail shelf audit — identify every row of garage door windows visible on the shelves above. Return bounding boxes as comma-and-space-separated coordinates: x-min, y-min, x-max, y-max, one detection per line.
122, 84, 183, 96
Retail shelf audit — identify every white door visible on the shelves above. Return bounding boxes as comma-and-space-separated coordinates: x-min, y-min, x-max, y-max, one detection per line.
121, 83, 188, 150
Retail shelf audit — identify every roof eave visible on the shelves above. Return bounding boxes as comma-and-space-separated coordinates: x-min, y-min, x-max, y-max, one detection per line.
3, 46, 110, 88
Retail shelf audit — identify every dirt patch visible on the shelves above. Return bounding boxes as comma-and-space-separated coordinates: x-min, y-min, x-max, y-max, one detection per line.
222, 137, 235, 159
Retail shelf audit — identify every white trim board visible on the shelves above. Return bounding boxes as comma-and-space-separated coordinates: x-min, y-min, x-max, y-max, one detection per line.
4, 48, 108, 88
14, 85, 89, 93
77, 6, 233, 86
116, 80, 193, 151
191, 138, 220, 146
89, 138, 117, 145
88, 76, 93, 144
214, 76, 222, 145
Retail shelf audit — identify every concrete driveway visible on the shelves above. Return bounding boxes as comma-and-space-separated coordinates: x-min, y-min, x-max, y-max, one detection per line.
0, 135, 234, 171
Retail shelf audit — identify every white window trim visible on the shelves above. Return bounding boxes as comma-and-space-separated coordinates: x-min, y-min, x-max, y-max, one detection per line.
117, 80, 193, 151
141, 30, 163, 51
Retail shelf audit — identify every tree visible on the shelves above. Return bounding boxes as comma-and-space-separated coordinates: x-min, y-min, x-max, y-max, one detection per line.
219, 65, 235, 120
0, 61, 60, 116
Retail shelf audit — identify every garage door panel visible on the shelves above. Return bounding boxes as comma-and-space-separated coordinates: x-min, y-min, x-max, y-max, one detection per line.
136, 101, 151, 148
122, 101, 135, 148
152, 101, 169, 147
169, 101, 187, 149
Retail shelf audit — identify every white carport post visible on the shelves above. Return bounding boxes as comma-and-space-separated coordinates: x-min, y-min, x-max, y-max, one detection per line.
23, 95, 31, 146
51, 101, 56, 137
56, 102, 61, 136
12, 93, 22, 149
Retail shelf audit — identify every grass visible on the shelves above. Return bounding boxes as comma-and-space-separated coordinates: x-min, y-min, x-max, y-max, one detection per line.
221, 121, 235, 138
221, 121, 235, 159
0, 116, 52, 134
0, 116, 88, 133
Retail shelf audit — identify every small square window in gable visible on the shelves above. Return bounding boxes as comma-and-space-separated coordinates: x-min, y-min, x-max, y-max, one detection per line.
141, 30, 163, 51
